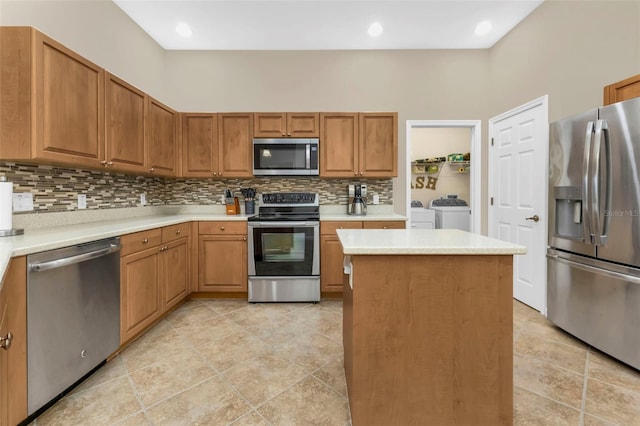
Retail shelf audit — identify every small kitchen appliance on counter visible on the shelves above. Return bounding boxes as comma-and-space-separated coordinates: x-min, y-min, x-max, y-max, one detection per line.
347, 184, 367, 216
247, 192, 320, 302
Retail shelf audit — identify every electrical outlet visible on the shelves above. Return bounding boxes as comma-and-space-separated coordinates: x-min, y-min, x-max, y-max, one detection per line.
140, 193, 147, 206
77, 194, 87, 209
372, 194, 380, 205
13, 193, 34, 212
221, 194, 225, 204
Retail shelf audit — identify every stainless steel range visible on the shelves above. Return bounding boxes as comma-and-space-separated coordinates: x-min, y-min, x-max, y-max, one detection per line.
247, 192, 320, 302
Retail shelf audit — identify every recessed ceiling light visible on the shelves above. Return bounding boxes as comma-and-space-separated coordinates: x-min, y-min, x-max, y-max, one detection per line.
368, 22, 383, 38
176, 22, 192, 38
474, 20, 492, 36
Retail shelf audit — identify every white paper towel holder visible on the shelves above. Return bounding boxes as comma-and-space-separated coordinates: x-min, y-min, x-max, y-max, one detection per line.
0, 176, 24, 237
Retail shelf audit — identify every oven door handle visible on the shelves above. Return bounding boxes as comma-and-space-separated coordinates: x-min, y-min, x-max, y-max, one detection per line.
250, 221, 319, 227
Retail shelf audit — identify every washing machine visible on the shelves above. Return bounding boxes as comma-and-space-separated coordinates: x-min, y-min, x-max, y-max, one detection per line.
410, 207, 436, 229
429, 197, 471, 231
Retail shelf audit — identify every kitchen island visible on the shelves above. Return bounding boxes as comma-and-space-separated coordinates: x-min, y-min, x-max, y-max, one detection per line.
337, 229, 526, 426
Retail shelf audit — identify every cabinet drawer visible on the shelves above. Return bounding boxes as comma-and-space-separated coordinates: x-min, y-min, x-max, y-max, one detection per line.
162, 223, 190, 243
321, 221, 363, 235
199, 221, 247, 235
120, 228, 162, 256
363, 221, 406, 230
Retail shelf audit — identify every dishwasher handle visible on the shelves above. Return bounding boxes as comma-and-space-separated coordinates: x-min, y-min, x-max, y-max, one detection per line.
29, 243, 121, 272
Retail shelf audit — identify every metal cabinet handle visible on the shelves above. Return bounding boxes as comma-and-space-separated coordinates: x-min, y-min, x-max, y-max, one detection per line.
0, 332, 13, 350
383, 226, 388, 229
142, 238, 149, 244
339, 226, 344, 229
100, 160, 107, 165
176, 230, 181, 235
525, 215, 540, 222
354, 172, 357, 176
107, 161, 113, 166
149, 168, 155, 172
360, 172, 363, 176
220, 226, 225, 231
243, 237, 247, 241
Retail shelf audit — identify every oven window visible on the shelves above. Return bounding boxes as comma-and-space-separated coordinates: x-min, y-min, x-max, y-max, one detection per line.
262, 232, 306, 262
251, 226, 317, 276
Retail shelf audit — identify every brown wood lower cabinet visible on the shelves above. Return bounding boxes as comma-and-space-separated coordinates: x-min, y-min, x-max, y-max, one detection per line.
120, 224, 190, 343
320, 220, 405, 293
198, 222, 248, 292
0, 257, 27, 426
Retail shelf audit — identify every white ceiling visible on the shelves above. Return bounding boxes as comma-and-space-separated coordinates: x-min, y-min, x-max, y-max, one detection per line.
112, 0, 543, 50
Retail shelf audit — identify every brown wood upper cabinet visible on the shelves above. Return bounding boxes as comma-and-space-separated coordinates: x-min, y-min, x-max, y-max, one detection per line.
604, 74, 640, 105
105, 72, 146, 173
0, 27, 105, 169
182, 113, 218, 177
217, 113, 254, 178
254, 112, 319, 138
320, 112, 398, 178
146, 97, 179, 177
183, 113, 252, 178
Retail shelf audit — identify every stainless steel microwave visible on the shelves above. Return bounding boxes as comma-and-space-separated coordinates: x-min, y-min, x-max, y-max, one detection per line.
253, 138, 319, 176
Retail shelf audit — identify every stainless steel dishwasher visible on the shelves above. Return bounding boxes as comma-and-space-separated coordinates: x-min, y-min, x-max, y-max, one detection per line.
27, 237, 121, 416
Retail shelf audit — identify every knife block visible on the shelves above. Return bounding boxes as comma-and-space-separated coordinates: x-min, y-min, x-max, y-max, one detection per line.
226, 197, 240, 215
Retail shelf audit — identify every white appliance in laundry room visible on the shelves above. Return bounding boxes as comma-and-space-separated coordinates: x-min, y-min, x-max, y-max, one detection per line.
409, 201, 435, 229
429, 195, 471, 231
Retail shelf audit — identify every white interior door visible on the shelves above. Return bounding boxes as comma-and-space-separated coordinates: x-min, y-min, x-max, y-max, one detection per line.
489, 96, 548, 313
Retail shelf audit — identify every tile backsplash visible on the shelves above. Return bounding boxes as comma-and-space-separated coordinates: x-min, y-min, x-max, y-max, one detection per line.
0, 162, 393, 213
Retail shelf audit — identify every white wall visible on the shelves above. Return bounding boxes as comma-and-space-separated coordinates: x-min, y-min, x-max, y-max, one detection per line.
0, 0, 167, 103
410, 127, 470, 207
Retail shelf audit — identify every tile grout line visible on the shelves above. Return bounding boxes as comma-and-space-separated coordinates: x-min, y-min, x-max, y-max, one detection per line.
579, 348, 590, 425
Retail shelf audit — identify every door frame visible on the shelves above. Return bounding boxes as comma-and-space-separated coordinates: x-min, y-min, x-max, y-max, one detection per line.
488, 94, 549, 314
405, 120, 482, 233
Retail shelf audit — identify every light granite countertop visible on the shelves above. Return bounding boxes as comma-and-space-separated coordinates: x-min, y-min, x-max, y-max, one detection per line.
0, 210, 408, 284
337, 229, 527, 255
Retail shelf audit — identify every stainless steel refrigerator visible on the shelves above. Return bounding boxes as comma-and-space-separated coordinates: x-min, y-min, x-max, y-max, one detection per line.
548, 96, 640, 370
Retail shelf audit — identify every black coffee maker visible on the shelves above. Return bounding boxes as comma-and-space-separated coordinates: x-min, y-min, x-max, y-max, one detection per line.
347, 184, 367, 216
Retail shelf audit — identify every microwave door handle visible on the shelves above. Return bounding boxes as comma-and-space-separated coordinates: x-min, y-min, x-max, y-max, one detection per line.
596, 120, 612, 245
305, 144, 311, 169
582, 121, 594, 244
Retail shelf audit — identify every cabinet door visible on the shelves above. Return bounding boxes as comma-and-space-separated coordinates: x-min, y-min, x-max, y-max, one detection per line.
160, 238, 189, 312
147, 97, 178, 177
359, 113, 398, 177
34, 31, 105, 168
105, 72, 146, 173
182, 113, 218, 177
319, 113, 359, 177
604, 74, 640, 105
218, 113, 253, 178
288, 112, 319, 137
120, 247, 161, 343
320, 235, 347, 292
254, 113, 286, 137
198, 235, 247, 292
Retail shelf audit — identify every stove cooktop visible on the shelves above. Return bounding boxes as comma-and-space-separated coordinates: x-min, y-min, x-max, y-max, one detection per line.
248, 192, 319, 222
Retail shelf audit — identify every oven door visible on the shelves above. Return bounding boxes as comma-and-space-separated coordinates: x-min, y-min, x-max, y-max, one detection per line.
248, 221, 319, 276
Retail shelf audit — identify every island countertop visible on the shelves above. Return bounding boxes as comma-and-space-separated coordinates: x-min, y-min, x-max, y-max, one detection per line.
336, 228, 526, 255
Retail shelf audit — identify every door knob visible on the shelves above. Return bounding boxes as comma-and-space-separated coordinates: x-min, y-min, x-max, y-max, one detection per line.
525, 215, 540, 222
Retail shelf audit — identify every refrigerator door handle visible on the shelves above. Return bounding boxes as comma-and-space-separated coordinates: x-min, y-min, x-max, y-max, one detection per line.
590, 120, 602, 245
597, 120, 612, 246
582, 121, 594, 244
547, 253, 640, 285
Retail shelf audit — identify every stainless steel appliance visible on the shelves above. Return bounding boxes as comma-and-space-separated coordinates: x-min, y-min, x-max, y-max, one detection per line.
248, 192, 320, 302
347, 184, 367, 215
27, 238, 121, 416
253, 138, 319, 176
548, 96, 640, 370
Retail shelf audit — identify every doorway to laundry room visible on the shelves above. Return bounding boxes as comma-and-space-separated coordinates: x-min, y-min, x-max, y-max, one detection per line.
405, 120, 481, 232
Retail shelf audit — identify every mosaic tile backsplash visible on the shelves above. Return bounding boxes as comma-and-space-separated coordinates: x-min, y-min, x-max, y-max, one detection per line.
0, 162, 393, 213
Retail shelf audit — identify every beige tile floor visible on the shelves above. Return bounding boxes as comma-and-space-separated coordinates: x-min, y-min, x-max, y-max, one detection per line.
32, 298, 640, 425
